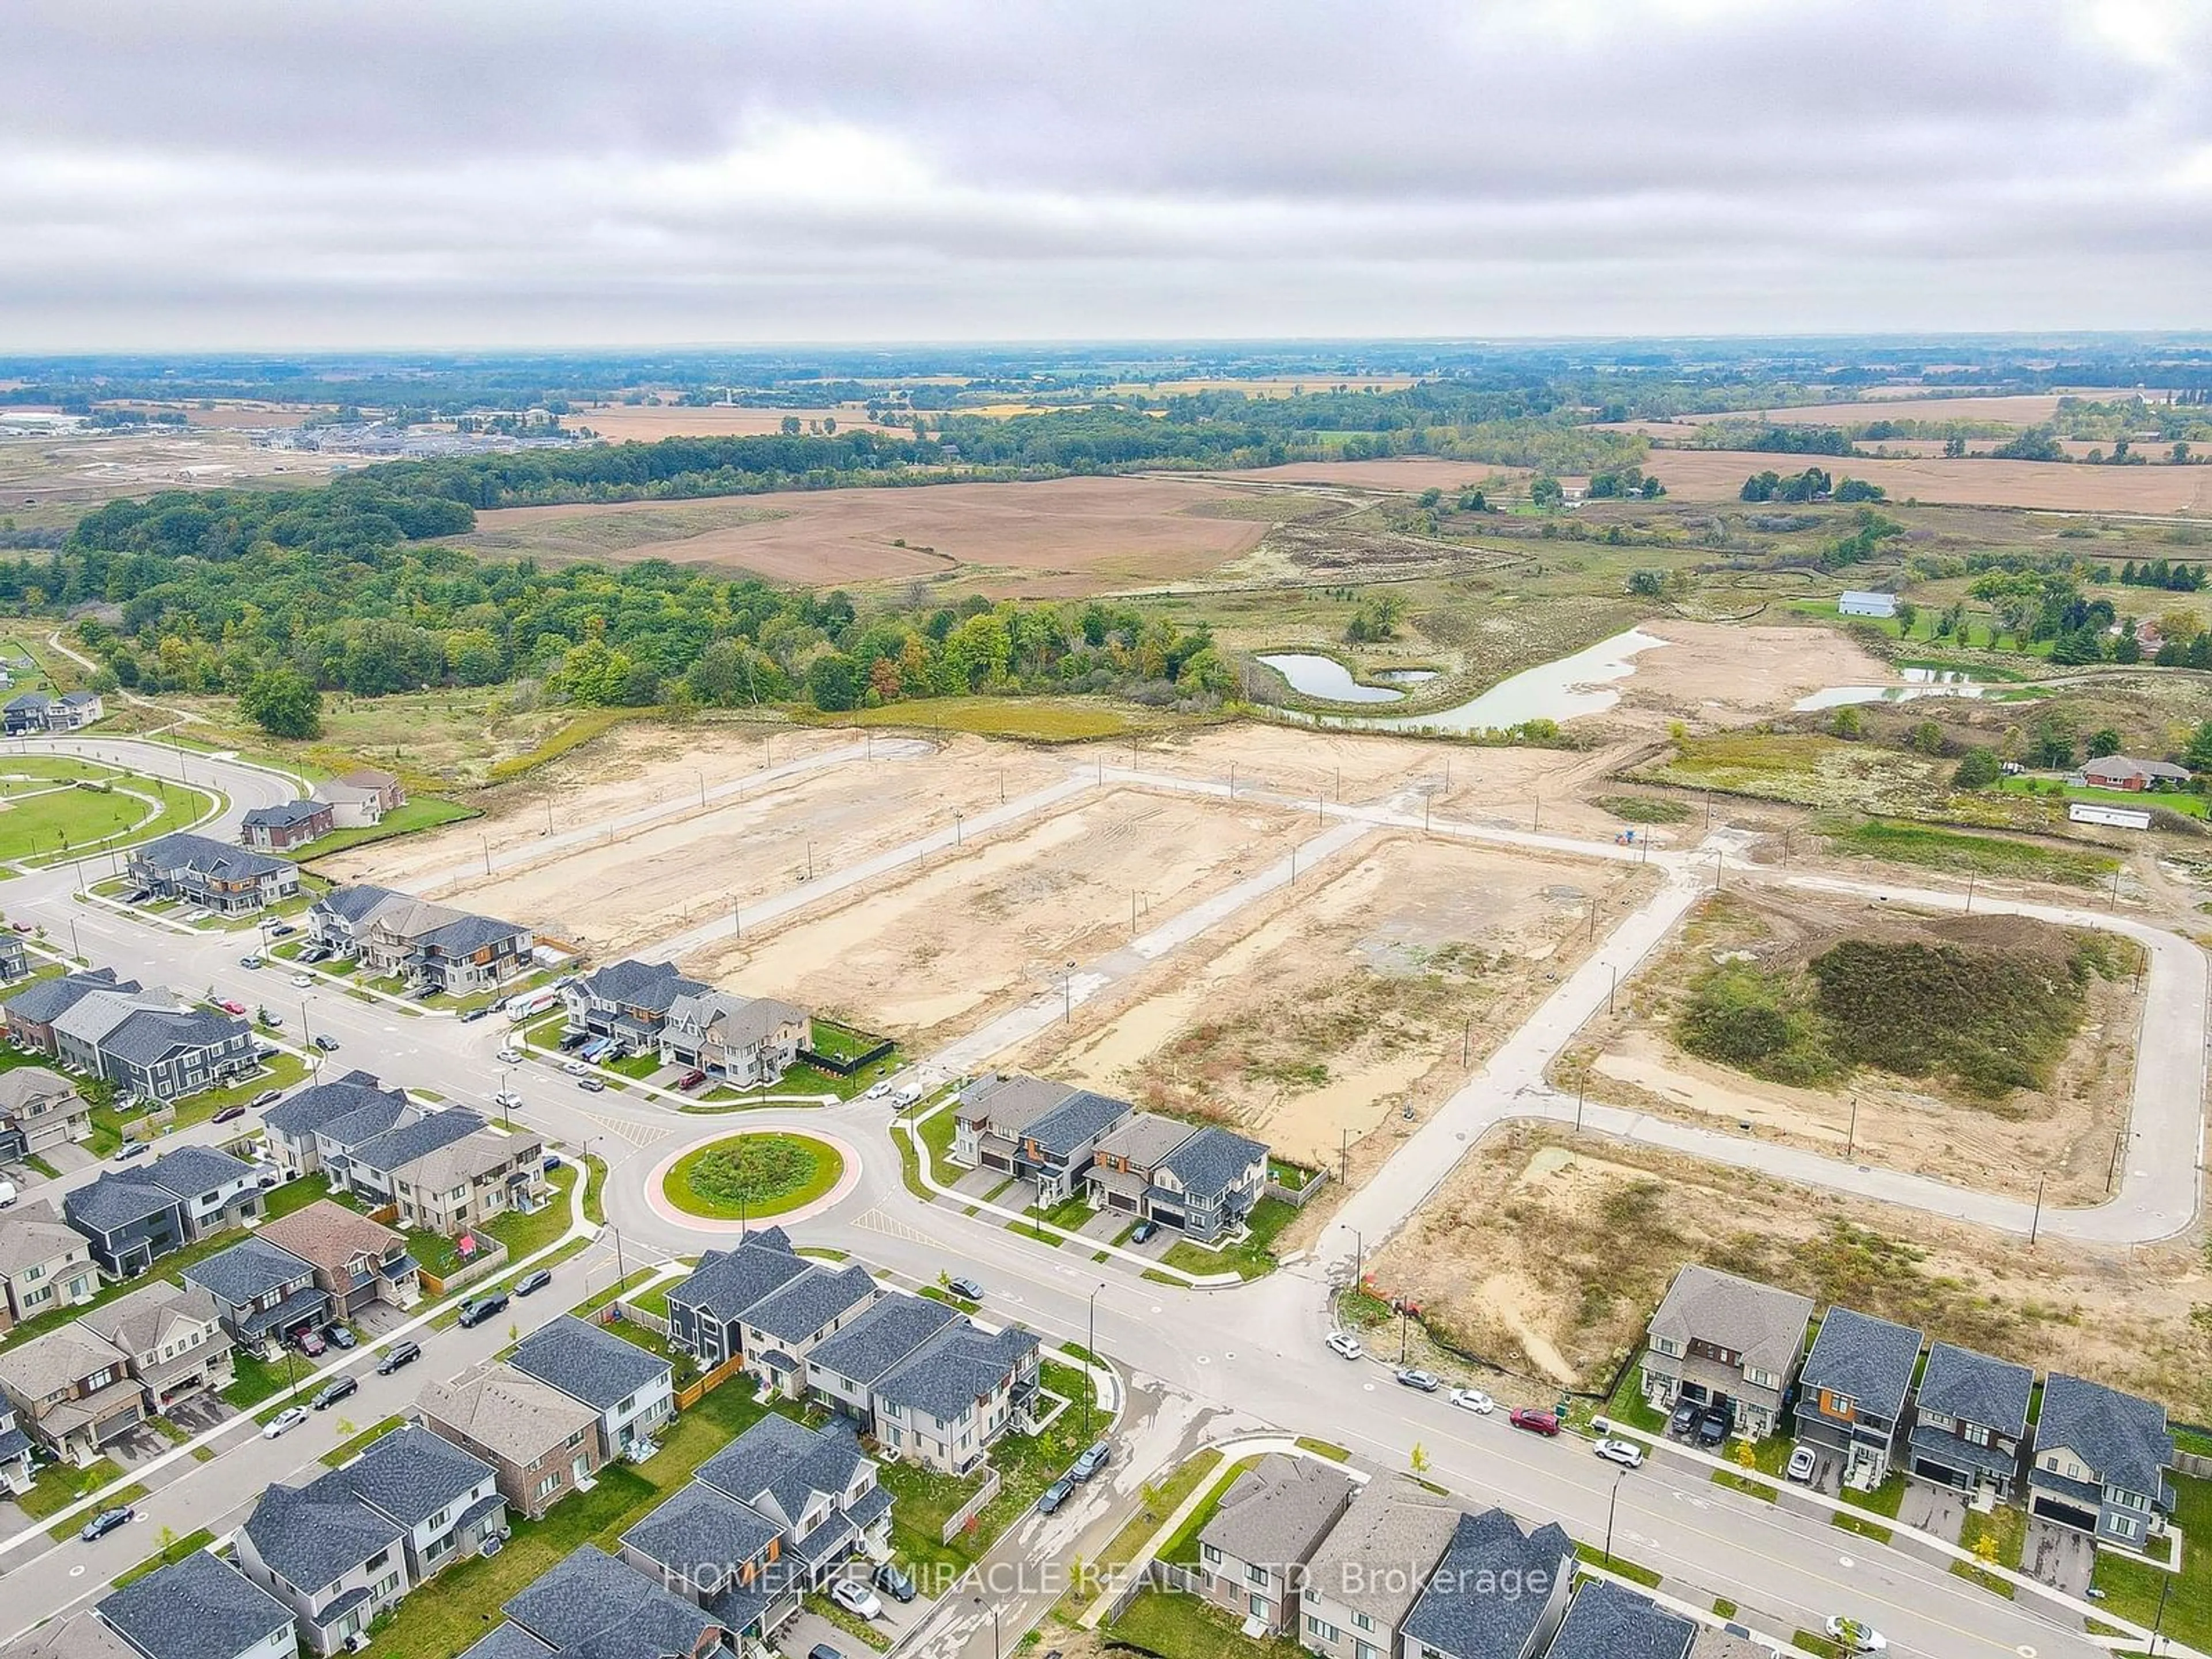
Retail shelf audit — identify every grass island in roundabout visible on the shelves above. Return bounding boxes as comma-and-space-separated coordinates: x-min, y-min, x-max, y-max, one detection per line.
661, 1131, 847, 1221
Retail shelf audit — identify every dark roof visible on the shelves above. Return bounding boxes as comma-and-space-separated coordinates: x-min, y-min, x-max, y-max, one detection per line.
345, 1105, 486, 1175
698, 1414, 870, 1527
743, 1263, 877, 1344
1402, 1508, 1574, 1659
5, 967, 126, 1025
1156, 1124, 1269, 1200
1024, 1088, 1132, 1157
2037, 1373, 2173, 1497
668, 1233, 811, 1325
576, 958, 705, 1014
620, 1481, 780, 1577
323, 1422, 497, 1528
503, 1544, 726, 1656
316, 1096, 416, 1149
1548, 1581, 1695, 1659
181, 1235, 315, 1306
243, 1479, 406, 1594
317, 883, 398, 925
806, 1293, 958, 1388
60, 690, 102, 707
62, 1170, 181, 1236
456, 1627, 555, 1659
94, 1550, 293, 1659
264, 1073, 408, 1140
143, 1143, 254, 1202
1800, 1306, 1923, 1421
1197, 1452, 1357, 1569
420, 912, 530, 955
241, 799, 328, 830
5, 692, 52, 712
509, 1315, 672, 1412
131, 832, 291, 884
875, 1320, 1039, 1421
100, 1007, 248, 1068
1916, 1342, 2033, 1438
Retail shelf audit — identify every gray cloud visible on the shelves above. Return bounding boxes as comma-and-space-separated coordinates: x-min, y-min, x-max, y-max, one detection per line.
1, 0, 2207, 348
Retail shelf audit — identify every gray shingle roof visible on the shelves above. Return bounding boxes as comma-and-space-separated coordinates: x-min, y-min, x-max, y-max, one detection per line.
323, 1422, 497, 1528
807, 1294, 958, 1389
1800, 1306, 1922, 1420
1548, 1580, 1695, 1659
874, 1320, 1039, 1421
508, 1315, 671, 1412
1916, 1341, 2032, 1438
101, 1007, 249, 1069
1646, 1265, 1815, 1379
1156, 1124, 1268, 1199
243, 1479, 407, 1594
63, 1170, 181, 1236
454, 1627, 555, 1659
576, 959, 704, 1013
131, 832, 291, 884
1092, 1112, 1200, 1169
1302, 1477, 1461, 1626
3, 967, 127, 1025
265, 1072, 408, 1140
1025, 1088, 1132, 1158
503, 1544, 726, 1656
743, 1263, 877, 1345
316, 1096, 416, 1150
344, 1105, 486, 1176
143, 1143, 253, 1202
317, 883, 397, 926
420, 912, 530, 955
1198, 1453, 1357, 1570
77, 1279, 218, 1358
956, 1073, 1075, 1135
697, 1413, 870, 1528
241, 799, 327, 830
2037, 1373, 2173, 1497
94, 1550, 293, 1659
1401, 1509, 1574, 1659
181, 1235, 315, 1307
0, 1610, 143, 1659
620, 1481, 780, 1577
669, 1233, 812, 1326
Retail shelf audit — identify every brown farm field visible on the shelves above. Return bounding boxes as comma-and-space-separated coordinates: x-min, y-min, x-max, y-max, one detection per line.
1633, 448, 2212, 513
459, 476, 1277, 594
1680, 389, 2150, 427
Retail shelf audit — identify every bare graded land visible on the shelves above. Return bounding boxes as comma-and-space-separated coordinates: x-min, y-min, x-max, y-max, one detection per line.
0, 426, 345, 521
1569, 889, 2141, 1207
1211, 459, 1533, 496
1679, 390, 2150, 428
459, 476, 1278, 596
1017, 832, 1653, 1171
1634, 449, 2212, 514
1369, 1124, 2212, 1414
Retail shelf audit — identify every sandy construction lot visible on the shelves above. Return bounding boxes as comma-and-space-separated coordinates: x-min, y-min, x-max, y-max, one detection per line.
1635, 448, 2212, 513
461, 476, 1275, 593
1614, 621, 1892, 728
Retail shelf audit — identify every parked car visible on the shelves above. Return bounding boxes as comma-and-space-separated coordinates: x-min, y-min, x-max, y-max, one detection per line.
313, 1376, 359, 1411
1786, 1445, 1817, 1483
1130, 1219, 1156, 1244
313, 1034, 340, 1052
120, 888, 150, 904
295, 1327, 327, 1357
217, 997, 248, 1014
238, 955, 262, 969
576, 1076, 606, 1093
808, 1645, 844, 1659
1394, 1368, 1441, 1393
211, 1104, 247, 1124
79, 1505, 134, 1542
290, 973, 313, 988
874, 1562, 916, 1603
263, 1407, 308, 1439
864, 1081, 892, 1100
830, 1580, 883, 1619
457, 1292, 508, 1327
513, 1268, 552, 1297
541, 1154, 563, 1173
267, 922, 296, 937
410, 984, 438, 1000
250, 1088, 282, 1108
299, 945, 331, 963
676, 1069, 707, 1090
255, 1168, 285, 1188
260, 1011, 283, 1028
1594, 1438, 1645, 1469
1037, 1476, 1075, 1514
1668, 1399, 1700, 1437
324, 1323, 357, 1349
1823, 1617, 1887, 1654
1696, 1406, 1729, 1448
558, 1030, 592, 1051
497, 1046, 524, 1063
1071, 1442, 1110, 1482
461, 1005, 494, 1022
1325, 1332, 1363, 1361
113, 1141, 149, 1162
1448, 1388, 1494, 1414
947, 1275, 984, 1301
376, 1340, 422, 1375
1508, 1408, 1561, 1437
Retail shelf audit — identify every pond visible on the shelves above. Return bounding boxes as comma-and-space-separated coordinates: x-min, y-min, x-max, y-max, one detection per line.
1792, 668, 1990, 713
1349, 627, 1671, 732
1256, 653, 1409, 704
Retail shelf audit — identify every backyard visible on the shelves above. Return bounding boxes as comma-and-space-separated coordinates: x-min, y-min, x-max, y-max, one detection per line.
406, 1163, 577, 1277
2092, 1472, 2212, 1650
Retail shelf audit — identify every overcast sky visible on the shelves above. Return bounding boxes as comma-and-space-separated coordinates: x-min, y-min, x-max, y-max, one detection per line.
3, 0, 2208, 351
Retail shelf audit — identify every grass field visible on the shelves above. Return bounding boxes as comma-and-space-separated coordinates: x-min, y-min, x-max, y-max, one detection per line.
0, 759, 218, 866
1996, 775, 2207, 819
1819, 815, 2119, 888
2092, 1473, 2212, 1650
290, 796, 479, 859
661, 1132, 844, 1219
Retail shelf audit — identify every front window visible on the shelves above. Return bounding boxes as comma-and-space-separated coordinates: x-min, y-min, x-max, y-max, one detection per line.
1201, 1543, 1220, 1567
1245, 1563, 1270, 1588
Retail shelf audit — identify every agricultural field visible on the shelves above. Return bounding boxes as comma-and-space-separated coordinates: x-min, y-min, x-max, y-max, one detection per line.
565, 402, 895, 441
1633, 448, 2212, 514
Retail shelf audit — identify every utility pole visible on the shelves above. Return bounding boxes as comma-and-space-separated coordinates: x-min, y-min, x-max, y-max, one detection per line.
1340, 1127, 1350, 1186
1964, 872, 1975, 915
1575, 1071, 1586, 1132
2029, 1172, 2046, 1246
1607, 964, 1617, 1014
1084, 1286, 1101, 1438
1845, 1094, 1858, 1158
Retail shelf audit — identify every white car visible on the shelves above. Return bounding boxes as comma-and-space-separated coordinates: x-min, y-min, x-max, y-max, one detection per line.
562, 1059, 589, 1075
1325, 1332, 1363, 1360
1594, 1438, 1645, 1469
290, 973, 313, 988
865, 1081, 892, 1100
1823, 1616, 1887, 1654
262, 1407, 308, 1439
1448, 1388, 1494, 1415
1786, 1445, 1817, 1483
497, 1047, 524, 1064
830, 1580, 883, 1619
494, 1090, 525, 1112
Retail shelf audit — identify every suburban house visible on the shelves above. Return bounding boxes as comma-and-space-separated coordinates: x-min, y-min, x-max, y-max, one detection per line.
953, 1072, 1133, 1201
804, 1291, 1042, 1472
735, 1260, 881, 1400
1907, 1340, 2033, 1502
666, 1227, 814, 1369
561, 957, 709, 1052
314, 767, 406, 827
1547, 1581, 1695, 1659
507, 1315, 676, 1459
52, 985, 175, 1076
182, 1234, 330, 1351
77, 1279, 233, 1412
1836, 590, 1898, 619
0, 1399, 33, 1496
2, 690, 104, 733
616, 1480, 782, 1635
2077, 754, 2195, 793
695, 1414, 893, 1611
308, 884, 535, 994
260, 1070, 410, 1177
63, 1171, 188, 1278
1400, 1509, 1575, 1659
486, 1544, 735, 1659
0, 1199, 101, 1331
1198, 1452, 1358, 1634
94, 1551, 294, 1659
1794, 1305, 1925, 1488
97, 1007, 260, 1103
236, 1425, 505, 1652
1298, 1477, 1461, 1659
310, 1092, 423, 1191
417, 1359, 605, 1521
126, 832, 301, 916
0, 930, 26, 983
141, 1143, 263, 1238
238, 798, 335, 851
2028, 1373, 2175, 1547
0, 1065, 91, 1158
383, 1120, 547, 1234
0, 1321, 147, 1462
1, 692, 53, 735
1086, 1114, 1271, 1241
3, 967, 140, 1057
0, 1612, 141, 1659
660, 990, 812, 1087
256, 1199, 422, 1316
1640, 1265, 1815, 1441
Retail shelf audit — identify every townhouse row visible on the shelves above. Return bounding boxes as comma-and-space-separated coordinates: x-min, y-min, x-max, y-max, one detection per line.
6, 966, 258, 1105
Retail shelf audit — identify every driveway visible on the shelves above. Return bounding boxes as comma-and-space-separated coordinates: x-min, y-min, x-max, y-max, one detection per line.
779, 1608, 858, 1659
162, 1394, 229, 1439
1897, 1481, 1966, 1545
2024, 1517, 2096, 1596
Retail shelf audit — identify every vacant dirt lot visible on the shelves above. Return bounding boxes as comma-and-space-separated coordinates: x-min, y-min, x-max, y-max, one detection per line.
1613, 620, 1893, 728
461, 476, 1276, 593
1210, 459, 1533, 495
1635, 448, 2212, 513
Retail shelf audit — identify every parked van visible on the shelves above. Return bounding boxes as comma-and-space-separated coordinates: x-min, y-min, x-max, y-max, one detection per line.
890, 1083, 923, 1110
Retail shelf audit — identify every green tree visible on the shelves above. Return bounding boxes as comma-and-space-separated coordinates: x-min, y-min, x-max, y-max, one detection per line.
238, 666, 322, 738
1828, 705, 1865, 740
1529, 475, 1563, 509
2085, 728, 2123, 759
1892, 599, 1918, 636
1908, 719, 1944, 756
1952, 748, 2002, 789
2185, 719, 2212, 773
806, 653, 861, 711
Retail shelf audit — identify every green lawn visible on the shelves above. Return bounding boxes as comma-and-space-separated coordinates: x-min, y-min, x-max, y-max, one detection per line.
321, 1415, 407, 1467
898, 1100, 959, 1200
286, 797, 478, 861
1710, 1436, 1792, 1502
112, 1528, 216, 1588
1060, 1449, 1224, 1618
2092, 1472, 2212, 1649
1600, 1362, 1669, 1436
1112, 1589, 1310, 1659
1997, 775, 2208, 819
1953, 1504, 2025, 1597
1818, 815, 2118, 888
408, 1165, 575, 1277
89, 1050, 309, 1143
0, 764, 220, 867
1575, 1540, 1662, 1588
12, 1456, 129, 1522
662, 1132, 844, 1220
1831, 1472, 1906, 1542
224, 1348, 307, 1411
1160, 1198, 1299, 1281
1160, 1457, 1257, 1566
0, 1215, 291, 1356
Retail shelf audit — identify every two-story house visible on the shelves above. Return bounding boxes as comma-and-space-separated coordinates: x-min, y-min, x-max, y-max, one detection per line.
256, 1200, 421, 1317
1546, 1581, 1695, 1659
238, 798, 335, 851
260, 1070, 411, 1178
309, 884, 534, 994
952, 1073, 1074, 1172
313, 768, 405, 828
50, 690, 104, 730
0, 1066, 91, 1159
0, 1322, 146, 1463
2028, 1373, 2176, 1547
736, 1261, 881, 1400
329, 1104, 489, 1211
94, 1551, 294, 1659
52, 987, 175, 1078
0, 1611, 142, 1659
0, 1199, 100, 1332
323, 1423, 508, 1577
490, 1544, 736, 1659
63, 1171, 187, 1278
3, 967, 139, 1058
384, 1122, 547, 1233
1145, 1124, 1270, 1243
77, 1279, 233, 1412
617, 1480, 784, 1636
181, 1235, 330, 1351
125, 832, 300, 916
1299, 1477, 1460, 1659
418, 1359, 605, 1521
1640, 1264, 1814, 1441
666, 1226, 813, 1369
561, 958, 710, 1054
507, 1316, 675, 1459
695, 1414, 893, 1607
1199, 1453, 1358, 1634
870, 1319, 1042, 1474
1400, 1509, 1574, 1659
660, 990, 812, 1087
803, 1294, 959, 1431
1908, 1340, 2033, 1502
1794, 1305, 1924, 1489
0, 930, 28, 984
97, 1009, 260, 1104
951, 1073, 1131, 1203
142, 1143, 262, 1238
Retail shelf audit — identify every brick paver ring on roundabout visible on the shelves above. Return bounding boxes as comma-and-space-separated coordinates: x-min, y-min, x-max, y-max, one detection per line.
643, 1127, 862, 1233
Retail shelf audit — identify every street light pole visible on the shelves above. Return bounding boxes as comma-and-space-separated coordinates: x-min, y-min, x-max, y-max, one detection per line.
972, 1597, 1001, 1659
1084, 1285, 1101, 1439
1604, 1468, 1628, 1565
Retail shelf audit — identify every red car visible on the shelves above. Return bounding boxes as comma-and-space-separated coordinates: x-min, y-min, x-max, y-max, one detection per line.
676, 1069, 707, 1091
217, 998, 248, 1015
1508, 1408, 1561, 1437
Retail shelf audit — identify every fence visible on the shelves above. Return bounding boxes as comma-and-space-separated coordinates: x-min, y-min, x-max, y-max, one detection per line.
611, 1301, 671, 1338
418, 1241, 510, 1300
939, 1465, 1002, 1544
675, 1350, 748, 1410
800, 1027, 895, 1077
1097, 1560, 1202, 1627
1265, 1160, 1328, 1208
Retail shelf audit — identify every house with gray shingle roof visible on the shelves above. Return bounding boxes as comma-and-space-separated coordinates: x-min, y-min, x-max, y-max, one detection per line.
1640, 1265, 1814, 1441
309, 883, 533, 994
1794, 1305, 1923, 1487
63, 1169, 188, 1278
497, 1544, 734, 1658
418, 1359, 605, 1520
52, 986, 175, 1076
1150, 1124, 1270, 1243
698, 1414, 891, 1577
737, 1262, 881, 1399
953, 1073, 1075, 1170
561, 958, 710, 1054
126, 832, 298, 916
1908, 1340, 2032, 1501
0, 1321, 145, 1463
0, 1198, 100, 1332
453, 1626, 555, 1659
236, 1478, 410, 1656
873, 1319, 1043, 1472
1198, 1453, 1357, 1634
617, 1483, 783, 1626
666, 1227, 812, 1368
2029, 1373, 2175, 1546
4, 966, 135, 1057
96, 1007, 260, 1105
951, 1073, 1132, 1202
181, 1234, 328, 1349
94, 1549, 294, 1659
78, 1279, 232, 1411
1400, 1508, 1574, 1659
0, 1064, 89, 1158
315, 1423, 506, 1578
336, 1105, 487, 1202
1298, 1477, 1461, 1659
0, 1610, 141, 1659
263, 1070, 408, 1176
660, 989, 810, 1088
1547, 1580, 1694, 1659
508, 1315, 675, 1457
238, 797, 334, 851
142, 1142, 262, 1238
804, 1293, 959, 1423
